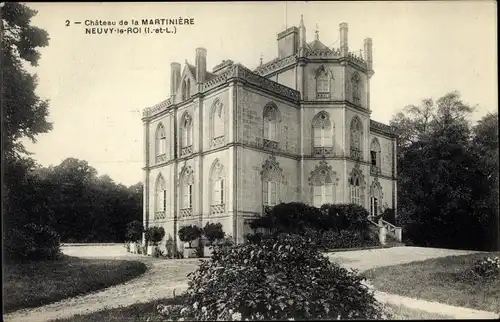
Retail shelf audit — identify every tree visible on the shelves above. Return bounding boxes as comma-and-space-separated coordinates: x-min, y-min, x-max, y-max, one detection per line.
178, 225, 203, 248
203, 222, 225, 246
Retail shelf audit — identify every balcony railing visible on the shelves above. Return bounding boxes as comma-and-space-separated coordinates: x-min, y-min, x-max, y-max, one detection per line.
156, 154, 167, 164
181, 145, 192, 156
350, 147, 361, 160
312, 146, 334, 157
210, 203, 225, 215
370, 165, 381, 175
155, 211, 166, 219
179, 208, 192, 218
263, 139, 279, 150
316, 92, 330, 99
211, 136, 225, 147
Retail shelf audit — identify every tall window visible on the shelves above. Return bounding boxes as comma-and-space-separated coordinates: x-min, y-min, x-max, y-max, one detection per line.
213, 179, 224, 205
315, 65, 332, 99
370, 138, 381, 172
350, 116, 363, 159
180, 113, 193, 155
155, 175, 166, 219
351, 72, 361, 104
312, 111, 334, 156
311, 167, 336, 208
370, 179, 383, 217
263, 103, 280, 145
210, 99, 225, 147
155, 123, 167, 163
261, 156, 282, 209
209, 160, 226, 215
349, 164, 365, 206
263, 180, 279, 207
182, 78, 191, 101
182, 180, 193, 209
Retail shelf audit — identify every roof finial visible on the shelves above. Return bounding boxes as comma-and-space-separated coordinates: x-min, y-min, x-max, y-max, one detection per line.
300, 14, 304, 27
260, 53, 263, 66
315, 23, 319, 41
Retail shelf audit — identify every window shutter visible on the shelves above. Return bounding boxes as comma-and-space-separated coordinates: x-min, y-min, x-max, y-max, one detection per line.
270, 181, 277, 206
313, 128, 322, 147
313, 186, 322, 208
325, 184, 333, 204
220, 179, 224, 204
263, 180, 268, 206
264, 120, 269, 139
189, 185, 193, 208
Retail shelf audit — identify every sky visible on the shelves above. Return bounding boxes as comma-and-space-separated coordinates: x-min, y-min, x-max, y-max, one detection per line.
22, 1, 497, 186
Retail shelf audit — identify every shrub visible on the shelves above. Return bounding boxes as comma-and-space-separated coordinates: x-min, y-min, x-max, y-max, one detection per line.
319, 203, 371, 233
178, 225, 203, 248
145, 226, 165, 246
4, 223, 61, 262
175, 233, 384, 321
125, 220, 143, 242
472, 256, 500, 279
203, 222, 225, 246
304, 228, 379, 250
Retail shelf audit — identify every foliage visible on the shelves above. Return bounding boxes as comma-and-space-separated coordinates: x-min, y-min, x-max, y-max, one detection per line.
178, 225, 203, 248
4, 223, 61, 262
319, 204, 371, 233
171, 233, 384, 321
125, 220, 143, 242
145, 226, 165, 246
374, 208, 396, 225
203, 222, 225, 245
391, 92, 498, 250
303, 228, 379, 250
472, 256, 500, 279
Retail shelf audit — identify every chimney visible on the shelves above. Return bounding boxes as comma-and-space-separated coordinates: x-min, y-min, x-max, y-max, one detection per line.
195, 47, 207, 84
364, 38, 373, 71
170, 62, 181, 99
339, 22, 348, 57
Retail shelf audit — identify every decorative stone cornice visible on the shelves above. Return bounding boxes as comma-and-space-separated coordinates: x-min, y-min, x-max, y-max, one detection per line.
370, 120, 397, 138
142, 98, 173, 119
253, 55, 297, 76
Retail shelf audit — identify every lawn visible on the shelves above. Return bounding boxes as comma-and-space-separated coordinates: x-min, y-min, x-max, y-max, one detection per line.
3, 255, 148, 313
363, 251, 500, 313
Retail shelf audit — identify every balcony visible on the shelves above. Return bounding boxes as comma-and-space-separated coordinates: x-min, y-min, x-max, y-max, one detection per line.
210, 203, 225, 215
155, 211, 166, 220
156, 154, 167, 164
211, 136, 225, 147
350, 147, 361, 160
180, 145, 192, 156
370, 165, 381, 175
179, 208, 192, 218
312, 146, 334, 157
263, 139, 279, 150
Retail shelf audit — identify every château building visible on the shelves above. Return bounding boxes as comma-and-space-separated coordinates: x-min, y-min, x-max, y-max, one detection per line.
141, 17, 398, 247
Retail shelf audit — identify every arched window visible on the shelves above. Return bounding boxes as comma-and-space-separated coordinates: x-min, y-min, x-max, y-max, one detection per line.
309, 161, 337, 208
180, 113, 193, 156
350, 116, 363, 160
210, 99, 225, 147
312, 111, 334, 156
154, 174, 167, 219
181, 80, 187, 100
261, 156, 283, 210
263, 103, 280, 149
186, 79, 191, 99
209, 159, 226, 215
349, 163, 365, 206
370, 178, 383, 217
315, 65, 333, 99
351, 72, 361, 104
370, 138, 382, 174
179, 166, 194, 218
155, 123, 167, 163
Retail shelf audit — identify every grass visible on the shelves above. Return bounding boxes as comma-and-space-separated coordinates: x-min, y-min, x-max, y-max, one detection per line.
3, 255, 148, 313
363, 251, 500, 313
52, 295, 186, 322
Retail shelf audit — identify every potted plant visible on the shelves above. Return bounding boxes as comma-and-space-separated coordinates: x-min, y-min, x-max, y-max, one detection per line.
178, 225, 203, 258
125, 220, 143, 254
145, 226, 165, 257
202, 222, 225, 257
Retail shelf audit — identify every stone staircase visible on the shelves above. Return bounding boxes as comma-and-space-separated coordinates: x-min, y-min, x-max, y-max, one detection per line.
368, 217, 404, 247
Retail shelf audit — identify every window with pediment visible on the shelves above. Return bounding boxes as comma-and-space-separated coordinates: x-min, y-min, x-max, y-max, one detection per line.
262, 103, 280, 149
309, 161, 338, 208
181, 78, 191, 101
369, 178, 383, 217
210, 99, 225, 147
155, 123, 167, 164
315, 65, 333, 99
312, 111, 334, 156
350, 116, 363, 160
179, 166, 194, 218
261, 156, 283, 210
370, 138, 382, 175
209, 159, 226, 215
154, 174, 167, 219
180, 113, 193, 156
349, 163, 365, 206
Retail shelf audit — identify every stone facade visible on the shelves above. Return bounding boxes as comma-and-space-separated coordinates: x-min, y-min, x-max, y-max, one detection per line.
141, 17, 398, 248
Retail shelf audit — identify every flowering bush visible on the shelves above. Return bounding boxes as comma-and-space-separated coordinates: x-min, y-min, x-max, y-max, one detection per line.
160, 233, 384, 321
472, 256, 500, 279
